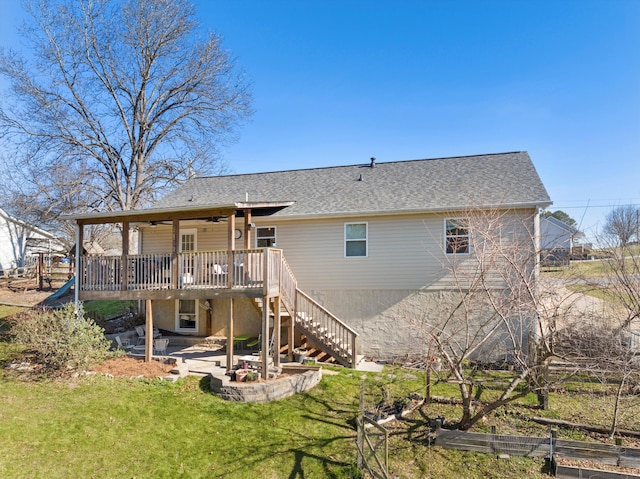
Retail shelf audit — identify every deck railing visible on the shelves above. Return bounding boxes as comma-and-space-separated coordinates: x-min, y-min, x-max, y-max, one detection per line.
79, 249, 268, 292
127, 254, 172, 290
80, 255, 121, 291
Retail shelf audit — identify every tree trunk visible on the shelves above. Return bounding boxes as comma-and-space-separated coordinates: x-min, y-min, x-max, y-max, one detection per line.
610, 376, 625, 439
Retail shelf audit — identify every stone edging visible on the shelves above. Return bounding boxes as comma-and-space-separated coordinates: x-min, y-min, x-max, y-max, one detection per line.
210, 366, 322, 402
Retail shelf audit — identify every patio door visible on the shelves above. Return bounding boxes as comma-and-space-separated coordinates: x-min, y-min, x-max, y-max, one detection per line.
179, 228, 197, 284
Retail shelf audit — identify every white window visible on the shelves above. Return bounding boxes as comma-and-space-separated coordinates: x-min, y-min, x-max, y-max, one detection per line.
256, 226, 276, 247
176, 299, 198, 332
445, 218, 470, 254
180, 229, 197, 252
345, 222, 368, 257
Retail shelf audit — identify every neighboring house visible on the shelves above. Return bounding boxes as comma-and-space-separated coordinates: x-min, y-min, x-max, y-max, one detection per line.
0, 207, 65, 274
67, 151, 551, 371
540, 215, 589, 265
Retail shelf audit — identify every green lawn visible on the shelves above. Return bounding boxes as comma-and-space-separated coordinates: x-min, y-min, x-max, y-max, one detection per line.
83, 300, 137, 321
0, 357, 556, 478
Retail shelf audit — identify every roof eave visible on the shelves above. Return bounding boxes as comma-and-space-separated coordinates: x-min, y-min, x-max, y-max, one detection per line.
64, 201, 296, 225
270, 201, 553, 221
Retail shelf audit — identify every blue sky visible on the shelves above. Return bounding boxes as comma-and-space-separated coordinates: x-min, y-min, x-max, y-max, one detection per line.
1, 0, 639, 242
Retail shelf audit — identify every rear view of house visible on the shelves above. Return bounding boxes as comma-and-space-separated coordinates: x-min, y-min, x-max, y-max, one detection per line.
68, 151, 551, 370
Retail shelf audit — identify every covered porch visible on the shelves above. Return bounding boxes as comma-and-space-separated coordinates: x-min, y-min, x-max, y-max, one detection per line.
68, 202, 296, 379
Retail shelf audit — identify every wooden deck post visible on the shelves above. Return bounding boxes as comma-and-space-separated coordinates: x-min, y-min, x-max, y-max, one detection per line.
226, 298, 234, 372
74, 222, 83, 305
227, 214, 235, 288
273, 296, 281, 367
121, 221, 129, 292
145, 299, 153, 362
261, 295, 269, 379
244, 209, 252, 249
172, 219, 180, 289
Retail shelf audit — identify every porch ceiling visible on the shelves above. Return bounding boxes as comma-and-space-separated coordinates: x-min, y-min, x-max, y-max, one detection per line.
64, 201, 295, 225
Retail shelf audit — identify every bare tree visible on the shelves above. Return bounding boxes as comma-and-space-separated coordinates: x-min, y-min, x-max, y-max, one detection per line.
556, 314, 640, 438
411, 208, 577, 430
0, 0, 251, 235
603, 205, 640, 246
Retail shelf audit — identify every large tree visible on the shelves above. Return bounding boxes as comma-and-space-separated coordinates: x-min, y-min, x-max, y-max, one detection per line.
603, 205, 640, 246
0, 0, 251, 233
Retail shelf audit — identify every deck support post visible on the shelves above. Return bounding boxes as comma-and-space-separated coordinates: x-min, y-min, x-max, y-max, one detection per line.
273, 296, 281, 367
226, 298, 234, 372
287, 320, 294, 362
121, 221, 129, 292
261, 295, 269, 379
145, 299, 153, 362
74, 222, 82, 306
172, 219, 180, 289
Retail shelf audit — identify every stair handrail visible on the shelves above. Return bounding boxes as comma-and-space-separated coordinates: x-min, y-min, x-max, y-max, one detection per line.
296, 288, 358, 367
277, 253, 358, 368
278, 255, 297, 312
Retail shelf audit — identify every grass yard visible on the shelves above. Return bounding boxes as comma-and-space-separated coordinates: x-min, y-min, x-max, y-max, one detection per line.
0, 350, 557, 479
0, 331, 638, 478
83, 299, 137, 321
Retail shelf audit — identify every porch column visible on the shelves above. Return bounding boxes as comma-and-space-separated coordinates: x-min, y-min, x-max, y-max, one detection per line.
226, 298, 234, 372
227, 213, 235, 288
243, 209, 252, 249
273, 296, 281, 367
74, 222, 83, 305
145, 299, 153, 362
261, 295, 270, 380
172, 219, 180, 289
121, 221, 129, 292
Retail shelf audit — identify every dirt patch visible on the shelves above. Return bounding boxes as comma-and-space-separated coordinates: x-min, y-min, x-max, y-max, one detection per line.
0, 288, 57, 307
90, 356, 174, 378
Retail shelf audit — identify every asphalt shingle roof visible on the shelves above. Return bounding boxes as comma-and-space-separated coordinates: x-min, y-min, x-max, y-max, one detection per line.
152, 151, 551, 218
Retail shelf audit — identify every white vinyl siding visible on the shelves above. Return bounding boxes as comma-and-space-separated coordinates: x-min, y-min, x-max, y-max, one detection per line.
139, 210, 537, 292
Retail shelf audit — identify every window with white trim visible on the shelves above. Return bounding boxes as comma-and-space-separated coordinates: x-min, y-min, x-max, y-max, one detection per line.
176, 299, 198, 332
179, 229, 197, 252
345, 222, 368, 257
445, 218, 470, 254
256, 226, 276, 247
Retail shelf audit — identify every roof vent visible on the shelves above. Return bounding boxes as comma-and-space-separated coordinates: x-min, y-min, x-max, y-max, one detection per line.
358, 174, 363, 181
370, 157, 376, 168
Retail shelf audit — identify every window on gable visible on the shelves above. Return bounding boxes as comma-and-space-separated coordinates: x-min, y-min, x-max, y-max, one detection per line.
445, 219, 470, 254
256, 226, 276, 247
345, 222, 367, 257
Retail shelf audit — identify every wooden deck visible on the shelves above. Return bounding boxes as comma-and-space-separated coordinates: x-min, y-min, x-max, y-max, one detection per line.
78, 248, 281, 301
79, 248, 359, 368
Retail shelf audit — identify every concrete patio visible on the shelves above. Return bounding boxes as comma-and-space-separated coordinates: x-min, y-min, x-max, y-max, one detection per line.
120, 334, 383, 380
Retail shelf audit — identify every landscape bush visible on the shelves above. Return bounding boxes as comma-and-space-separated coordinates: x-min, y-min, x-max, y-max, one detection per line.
9, 303, 115, 372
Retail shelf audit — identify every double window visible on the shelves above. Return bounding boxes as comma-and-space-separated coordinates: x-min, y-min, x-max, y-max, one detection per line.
345, 222, 368, 257
445, 218, 470, 254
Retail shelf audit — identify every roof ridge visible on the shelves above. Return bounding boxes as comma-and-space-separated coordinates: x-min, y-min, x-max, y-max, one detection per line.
193, 151, 527, 180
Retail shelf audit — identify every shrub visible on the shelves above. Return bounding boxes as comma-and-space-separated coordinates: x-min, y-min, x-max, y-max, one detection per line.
10, 303, 115, 371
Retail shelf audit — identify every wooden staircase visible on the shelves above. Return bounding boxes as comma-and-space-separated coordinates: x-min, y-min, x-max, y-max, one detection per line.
252, 256, 359, 368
